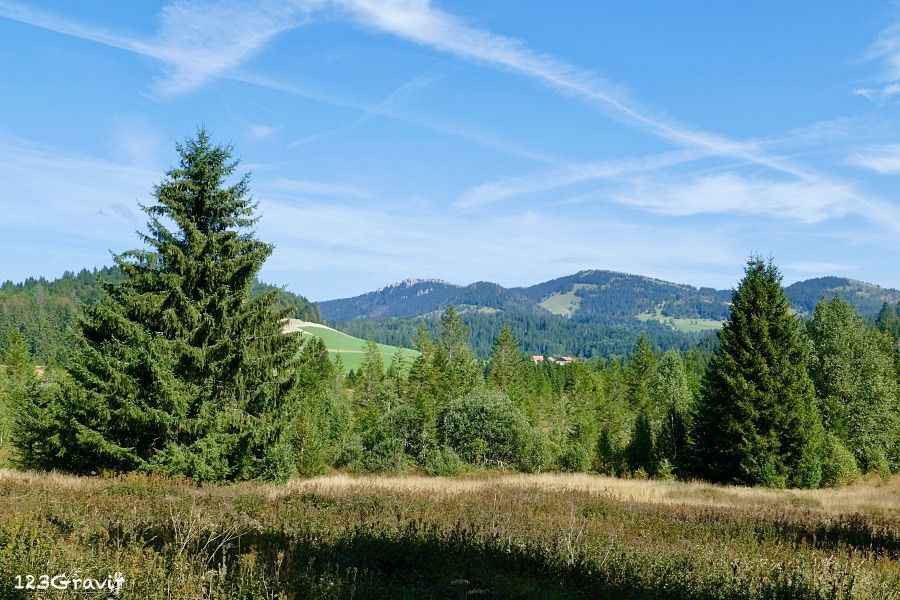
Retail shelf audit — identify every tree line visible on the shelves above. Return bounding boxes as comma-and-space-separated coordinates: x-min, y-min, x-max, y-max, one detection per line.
338, 310, 713, 360
0, 263, 319, 367
0, 130, 897, 487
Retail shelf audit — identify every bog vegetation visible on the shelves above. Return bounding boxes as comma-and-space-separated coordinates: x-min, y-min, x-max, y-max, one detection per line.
0, 470, 899, 599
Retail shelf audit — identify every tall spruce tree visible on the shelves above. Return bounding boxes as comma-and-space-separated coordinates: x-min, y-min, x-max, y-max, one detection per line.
694, 258, 824, 488
15, 130, 303, 481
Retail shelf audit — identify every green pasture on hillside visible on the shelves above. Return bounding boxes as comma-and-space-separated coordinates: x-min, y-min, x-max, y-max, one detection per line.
296, 323, 419, 373
636, 311, 725, 333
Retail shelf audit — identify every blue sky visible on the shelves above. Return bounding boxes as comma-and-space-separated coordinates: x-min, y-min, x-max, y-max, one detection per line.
3, 1, 900, 300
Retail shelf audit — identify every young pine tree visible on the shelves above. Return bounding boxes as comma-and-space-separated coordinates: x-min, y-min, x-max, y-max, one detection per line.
15, 130, 304, 481
876, 301, 900, 343
291, 336, 351, 477
694, 258, 824, 488
1, 330, 34, 465
652, 351, 694, 477
487, 325, 529, 407
625, 334, 656, 411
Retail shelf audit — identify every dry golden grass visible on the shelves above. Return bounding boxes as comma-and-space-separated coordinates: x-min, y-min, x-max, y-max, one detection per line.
1, 469, 898, 598
279, 471, 900, 515
3, 466, 896, 516
0, 467, 102, 489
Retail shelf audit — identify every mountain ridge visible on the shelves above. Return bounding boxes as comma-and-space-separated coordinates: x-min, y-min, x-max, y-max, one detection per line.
320, 269, 900, 324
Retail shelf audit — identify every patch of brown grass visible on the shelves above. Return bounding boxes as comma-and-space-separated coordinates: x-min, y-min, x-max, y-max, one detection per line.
278, 471, 900, 515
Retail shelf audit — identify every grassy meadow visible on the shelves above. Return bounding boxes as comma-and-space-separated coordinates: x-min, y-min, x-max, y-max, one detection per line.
538, 284, 599, 317
285, 320, 419, 373
1, 470, 899, 599
636, 311, 725, 333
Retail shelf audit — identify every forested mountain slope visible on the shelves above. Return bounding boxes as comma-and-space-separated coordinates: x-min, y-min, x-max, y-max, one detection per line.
322, 270, 900, 323
322, 270, 900, 359
317, 279, 547, 321
0, 267, 320, 364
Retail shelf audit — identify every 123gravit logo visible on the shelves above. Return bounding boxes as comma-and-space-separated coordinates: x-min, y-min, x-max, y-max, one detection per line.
13, 572, 125, 594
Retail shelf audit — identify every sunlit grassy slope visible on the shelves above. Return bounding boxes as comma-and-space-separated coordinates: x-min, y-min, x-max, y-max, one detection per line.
636, 310, 725, 332
285, 319, 419, 372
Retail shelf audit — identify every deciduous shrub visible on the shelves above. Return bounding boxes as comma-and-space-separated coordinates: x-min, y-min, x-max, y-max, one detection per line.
424, 445, 465, 476
442, 389, 532, 469
820, 434, 860, 487
557, 443, 591, 472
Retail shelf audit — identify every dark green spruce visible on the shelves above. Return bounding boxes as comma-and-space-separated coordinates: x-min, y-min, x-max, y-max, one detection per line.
694, 258, 824, 488
14, 130, 304, 481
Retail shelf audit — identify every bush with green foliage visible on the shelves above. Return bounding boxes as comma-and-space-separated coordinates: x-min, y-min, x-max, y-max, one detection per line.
424, 445, 465, 476
557, 443, 591, 472
820, 434, 860, 487
441, 388, 532, 469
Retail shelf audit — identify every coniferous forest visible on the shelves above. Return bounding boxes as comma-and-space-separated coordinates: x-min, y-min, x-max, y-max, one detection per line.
2, 131, 900, 599
1, 130, 898, 490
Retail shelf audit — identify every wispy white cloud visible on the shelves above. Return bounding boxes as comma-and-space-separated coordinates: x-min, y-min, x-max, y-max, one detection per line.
286, 71, 438, 146
0, 0, 818, 175
0, 1, 554, 164
336, 1, 728, 153
335, 0, 899, 233
335, 0, 819, 179
148, 0, 314, 95
0, 0, 157, 55
1, 1, 558, 164
0, 141, 152, 220
269, 70, 559, 164
456, 150, 698, 208
847, 144, 900, 173
782, 261, 857, 276
262, 177, 371, 198
859, 18, 900, 101
0, 133, 156, 269
106, 117, 164, 170
611, 172, 894, 227
851, 85, 900, 101
247, 124, 280, 140
0, 0, 316, 96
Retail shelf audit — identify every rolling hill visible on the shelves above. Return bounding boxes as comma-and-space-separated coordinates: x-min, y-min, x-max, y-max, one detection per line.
317, 278, 547, 321
284, 319, 419, 373
321, 270, 900, 325
320, 270, 900, 359
784, 277, 900, 316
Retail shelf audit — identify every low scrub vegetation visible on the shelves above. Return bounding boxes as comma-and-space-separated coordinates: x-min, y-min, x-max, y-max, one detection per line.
1, 470, 899, 599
